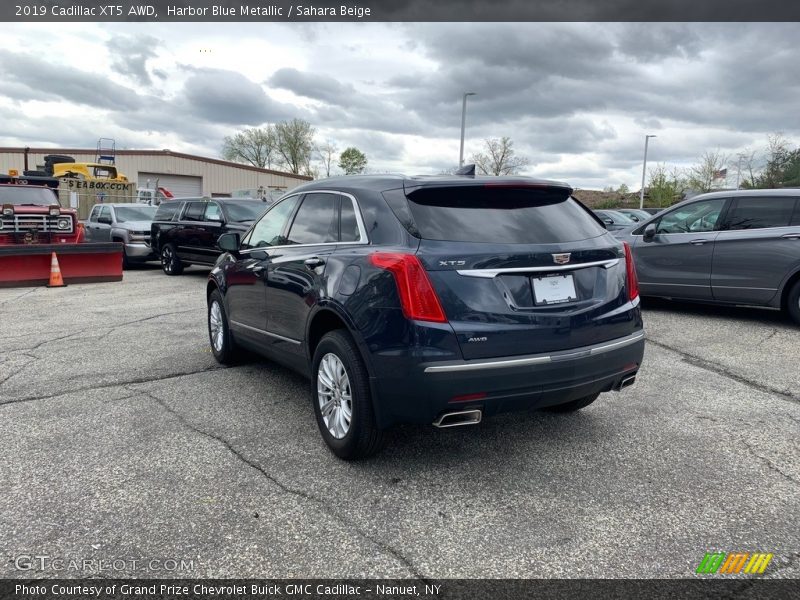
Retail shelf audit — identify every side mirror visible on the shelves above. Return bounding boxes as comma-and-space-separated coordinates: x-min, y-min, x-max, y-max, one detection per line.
218, 232, 240, 253
643, 223, 656, 242
603, 218, 614, 225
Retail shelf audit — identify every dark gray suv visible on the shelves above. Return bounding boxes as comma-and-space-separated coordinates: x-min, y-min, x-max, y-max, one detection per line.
615, 189, 800, 323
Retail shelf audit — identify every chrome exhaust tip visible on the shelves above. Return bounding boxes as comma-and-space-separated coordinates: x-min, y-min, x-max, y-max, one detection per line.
432, 409, 483, 428
615, 374, 636, 391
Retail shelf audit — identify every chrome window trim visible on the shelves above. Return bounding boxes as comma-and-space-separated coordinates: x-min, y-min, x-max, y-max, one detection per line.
238, 190, 369, 254
457, 258, 619, 278
423, 330, 645, 373
229, 320, 302, 345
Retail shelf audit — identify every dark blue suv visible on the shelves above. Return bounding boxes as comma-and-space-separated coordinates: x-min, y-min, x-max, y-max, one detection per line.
207, 173, 644, 458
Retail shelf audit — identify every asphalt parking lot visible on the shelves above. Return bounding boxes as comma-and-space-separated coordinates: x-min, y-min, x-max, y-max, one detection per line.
1, 266, 798, 579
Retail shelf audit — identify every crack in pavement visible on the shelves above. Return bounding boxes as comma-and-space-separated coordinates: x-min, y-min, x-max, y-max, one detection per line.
132, 386, 431, 583
740, 438, 800, 487
646, 338, 799, 405
756, 328, 779, 347
0, 287, 37, 305
0, 365, 229, 407
3, 309, 200, 354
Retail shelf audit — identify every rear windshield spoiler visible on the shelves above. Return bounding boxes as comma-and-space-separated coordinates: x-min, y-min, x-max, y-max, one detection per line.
404, 179, 573, 199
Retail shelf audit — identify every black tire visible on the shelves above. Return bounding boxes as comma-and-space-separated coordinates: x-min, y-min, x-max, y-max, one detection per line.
207, 289, 241, 364
311, 330, 384, 459
545, 392, 600, 413
787, 279, 800, 325
160, 243, 183, 276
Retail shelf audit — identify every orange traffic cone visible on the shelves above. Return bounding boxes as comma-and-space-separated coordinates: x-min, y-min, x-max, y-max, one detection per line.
47, 252, 67, 288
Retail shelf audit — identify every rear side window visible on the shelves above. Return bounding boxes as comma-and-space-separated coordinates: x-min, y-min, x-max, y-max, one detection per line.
340, 197, 361, 242
399, 187, 605, 244
182, 202, 206, 222
287, 193, 338, 245
204, 202, 222, 222
723, 197, 797, 230
154, 202, 181, 221
792, 199, 800, 226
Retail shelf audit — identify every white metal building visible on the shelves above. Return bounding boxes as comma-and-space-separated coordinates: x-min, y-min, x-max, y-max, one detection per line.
0, 147, 311, 197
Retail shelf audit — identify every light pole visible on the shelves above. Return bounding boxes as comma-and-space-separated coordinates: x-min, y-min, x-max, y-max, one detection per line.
459, 92, 476, 167
639, 134, 656, 209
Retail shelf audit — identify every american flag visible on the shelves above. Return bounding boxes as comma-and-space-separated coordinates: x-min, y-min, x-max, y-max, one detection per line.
713, 168, 728, 179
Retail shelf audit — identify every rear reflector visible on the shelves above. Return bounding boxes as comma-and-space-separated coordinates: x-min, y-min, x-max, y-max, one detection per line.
450, 392, 487, 403
369, 252, 447, 323
623, 242, 639, 301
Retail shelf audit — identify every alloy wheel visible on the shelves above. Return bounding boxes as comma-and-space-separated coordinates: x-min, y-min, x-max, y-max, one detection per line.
209, 301, 224, 352
317, 353, 352, 439
161, 247, 173, 273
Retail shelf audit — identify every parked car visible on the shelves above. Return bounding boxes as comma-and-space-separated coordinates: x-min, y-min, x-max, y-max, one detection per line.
206, 174, 645, 459
593, 209, 636, 231
151, 197, 269, 275
615, 189, 800, 323
85, 203, 158, 267
617, 208, 653, 223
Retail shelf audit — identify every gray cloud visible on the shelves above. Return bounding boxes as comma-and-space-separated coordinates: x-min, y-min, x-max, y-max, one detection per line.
269, 67, 356, 106
0, 49, 142, 111
106, 34, 160, 86
183, 68, 297, 125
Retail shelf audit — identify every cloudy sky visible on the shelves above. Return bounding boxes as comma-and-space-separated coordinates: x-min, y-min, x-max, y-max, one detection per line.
1, 22, 798, 188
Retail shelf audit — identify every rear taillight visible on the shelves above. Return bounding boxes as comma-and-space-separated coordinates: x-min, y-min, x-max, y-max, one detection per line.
623, 242, 639, 301
369, 252, 447, 323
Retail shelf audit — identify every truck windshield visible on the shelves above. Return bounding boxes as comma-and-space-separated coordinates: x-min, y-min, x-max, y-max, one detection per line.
0, 186, 60, 206
115, 206, 157, 222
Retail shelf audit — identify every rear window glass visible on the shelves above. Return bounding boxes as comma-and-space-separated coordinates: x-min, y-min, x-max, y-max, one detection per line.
154, 202, 182, 221
400, 187, 605, 244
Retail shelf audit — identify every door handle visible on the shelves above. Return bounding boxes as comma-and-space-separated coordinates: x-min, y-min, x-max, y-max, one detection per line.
304, 257, 326, 269
781, 233, 800, 240
690, 239, 709, 245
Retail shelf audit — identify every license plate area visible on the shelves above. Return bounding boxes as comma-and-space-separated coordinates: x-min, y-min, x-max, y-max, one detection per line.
532, 274, 577, 305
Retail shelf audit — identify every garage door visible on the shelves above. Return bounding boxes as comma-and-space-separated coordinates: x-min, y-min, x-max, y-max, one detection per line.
138, 173, 203, 198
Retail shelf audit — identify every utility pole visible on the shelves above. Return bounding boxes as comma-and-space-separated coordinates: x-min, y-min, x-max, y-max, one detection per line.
639, 134, 656, 210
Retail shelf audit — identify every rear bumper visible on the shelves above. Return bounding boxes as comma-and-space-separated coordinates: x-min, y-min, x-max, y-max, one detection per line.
370, 330, 645, 427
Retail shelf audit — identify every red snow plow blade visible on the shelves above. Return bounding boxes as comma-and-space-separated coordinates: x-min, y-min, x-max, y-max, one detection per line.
0, 243, 123, 288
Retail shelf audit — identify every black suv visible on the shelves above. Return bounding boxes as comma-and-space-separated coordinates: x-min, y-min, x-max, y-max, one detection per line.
150, 197, 269, 275
206, 174, 644, 458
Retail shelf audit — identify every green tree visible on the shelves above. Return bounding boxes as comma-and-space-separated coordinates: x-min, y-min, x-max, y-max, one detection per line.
338, 147, 368, 175
647, 163, 684, 207
755, 134, 799, 188
221, 126, 278, 169
687, 150, 728, 193
275, 119, 316, 175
